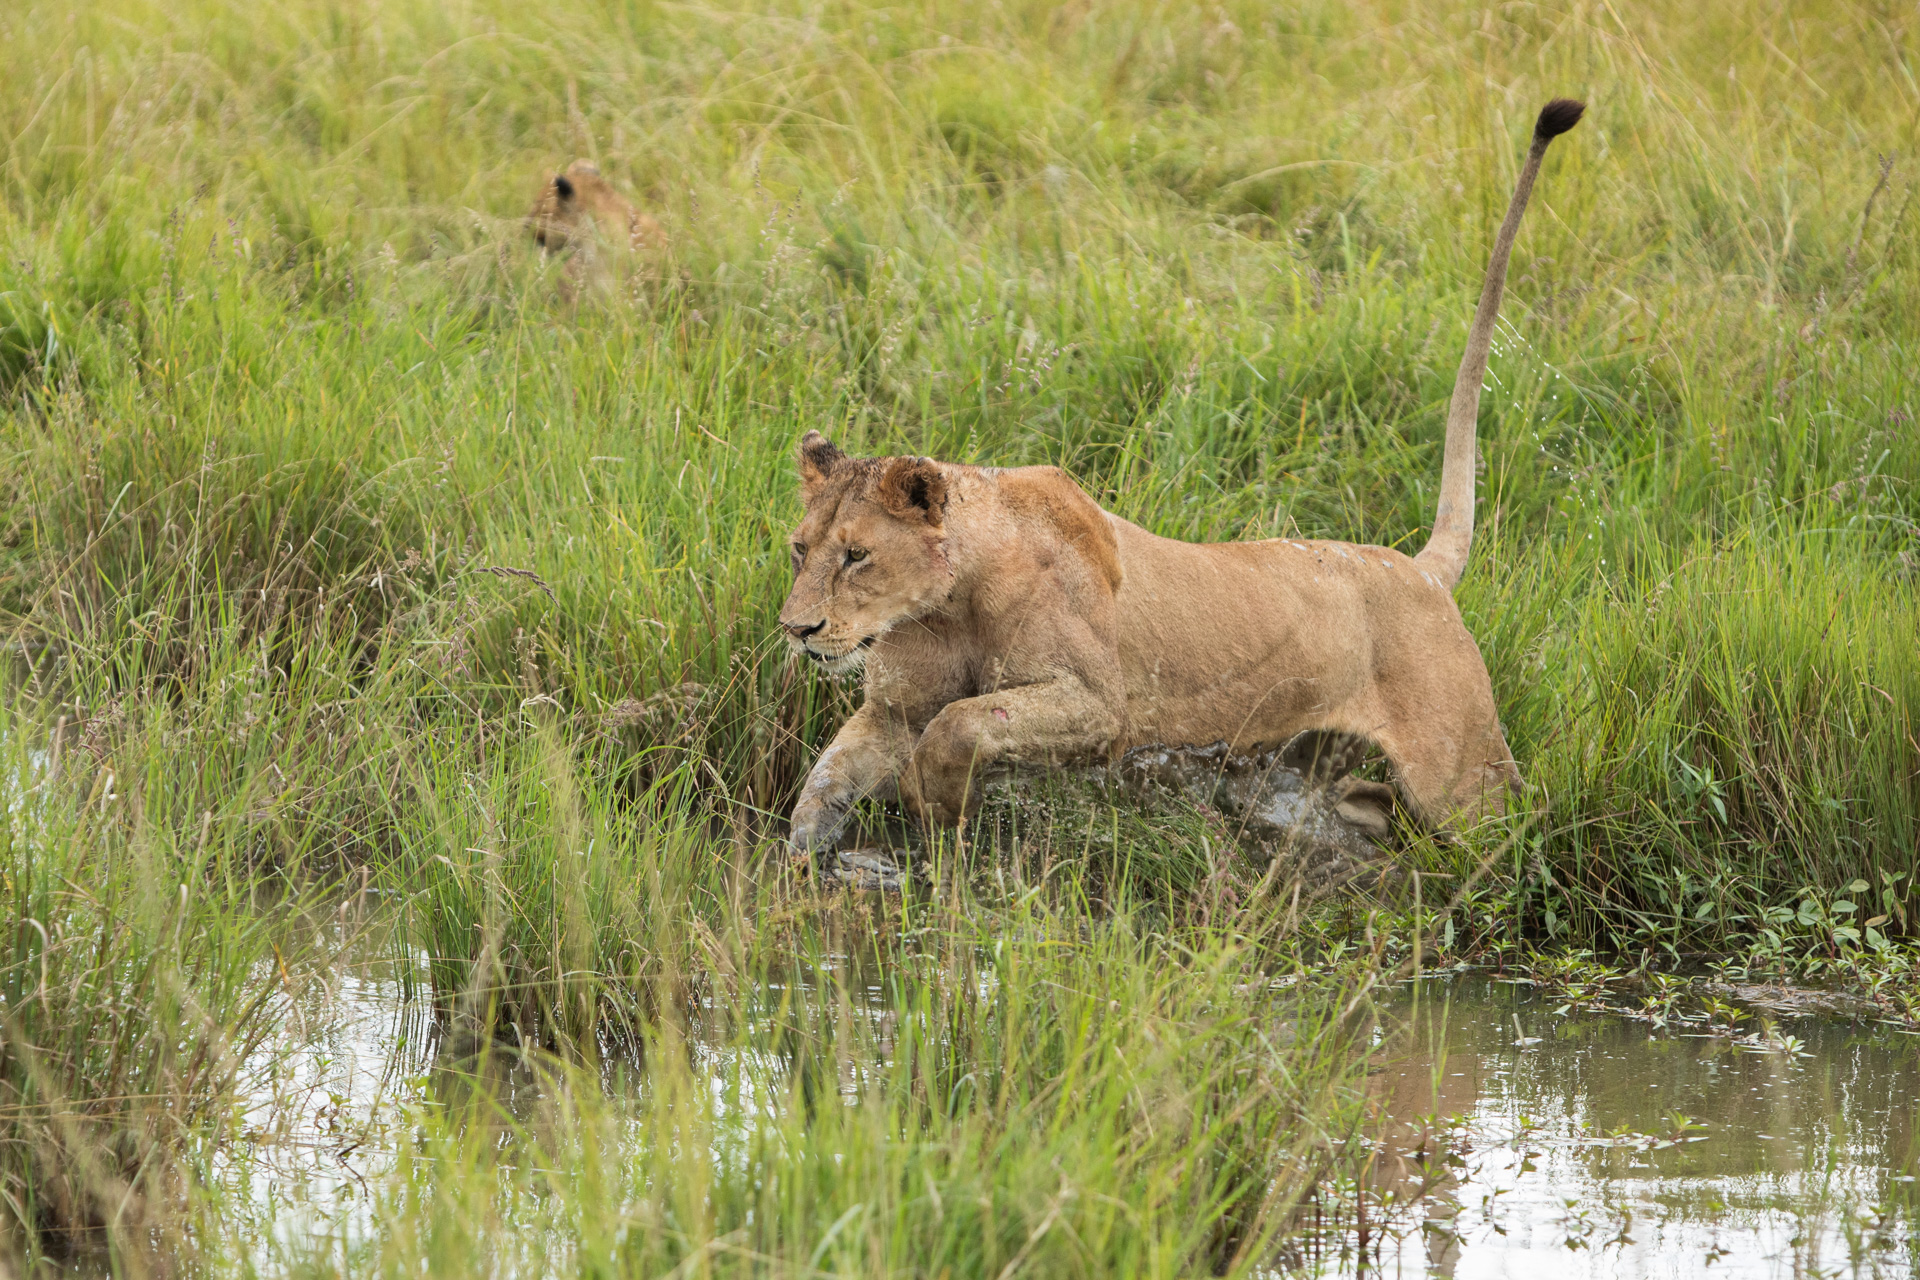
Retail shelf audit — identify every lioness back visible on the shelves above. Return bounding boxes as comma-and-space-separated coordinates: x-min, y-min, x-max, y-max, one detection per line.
1107, 518, 1492, 758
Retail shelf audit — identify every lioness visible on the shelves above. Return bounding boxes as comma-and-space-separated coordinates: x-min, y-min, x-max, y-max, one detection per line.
779, 99, 1585, 852
527, 160, 665, 269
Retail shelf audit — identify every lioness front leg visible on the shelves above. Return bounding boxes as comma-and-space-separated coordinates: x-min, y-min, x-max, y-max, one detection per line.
789, 702, 915, 853
900, 680, 1123, 826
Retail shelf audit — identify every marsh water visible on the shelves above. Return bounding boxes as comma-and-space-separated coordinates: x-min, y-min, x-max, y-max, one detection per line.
1351, 976, 1920, 1279
221, 929, 1919, 1278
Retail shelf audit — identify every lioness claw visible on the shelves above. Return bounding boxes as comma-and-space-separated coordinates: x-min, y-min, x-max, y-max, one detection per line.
786, 807, 848, 856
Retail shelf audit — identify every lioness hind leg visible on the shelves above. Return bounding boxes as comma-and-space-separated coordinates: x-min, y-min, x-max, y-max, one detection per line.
1329, 777, 1397, 841
1278, 729, 1399, 839
1359, 634, 1522, 830
1373, 721, 1521, 828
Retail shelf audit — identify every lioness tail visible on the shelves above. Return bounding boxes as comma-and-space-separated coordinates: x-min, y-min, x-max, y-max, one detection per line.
1416, 97, 1584, 589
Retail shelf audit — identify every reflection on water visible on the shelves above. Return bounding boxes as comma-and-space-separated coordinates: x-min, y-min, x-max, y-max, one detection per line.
212, 921, 906, 1258
217, 913, 438, 1253
215, 930, 1920, 1279
1352, 977, 1920, 1280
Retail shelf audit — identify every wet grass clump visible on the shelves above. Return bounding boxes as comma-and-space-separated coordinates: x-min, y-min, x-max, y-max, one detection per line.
0, 702, 297, 1268
255, 877, 1371, 1278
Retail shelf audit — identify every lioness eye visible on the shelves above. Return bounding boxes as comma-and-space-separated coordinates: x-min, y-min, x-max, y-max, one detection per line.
789, 543, 806, 572
845, 547, 868, 564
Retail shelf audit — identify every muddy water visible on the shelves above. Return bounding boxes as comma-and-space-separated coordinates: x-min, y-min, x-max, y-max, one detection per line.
1352, 976, 1920, 1279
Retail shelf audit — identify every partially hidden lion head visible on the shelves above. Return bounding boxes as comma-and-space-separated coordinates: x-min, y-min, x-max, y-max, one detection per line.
526, 160, 665, 254
778, 431, 955, 676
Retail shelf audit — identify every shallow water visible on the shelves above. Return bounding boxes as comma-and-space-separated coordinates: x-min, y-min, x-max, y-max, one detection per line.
213, 923, 899, 1259
1348, 976, 1920, 1280
218, 914, 438, 1258
216, 935, 1920, 1277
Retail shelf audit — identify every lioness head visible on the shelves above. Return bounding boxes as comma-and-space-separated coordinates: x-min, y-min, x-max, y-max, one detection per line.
778, 431, 954, 676
526, 160, 664, 254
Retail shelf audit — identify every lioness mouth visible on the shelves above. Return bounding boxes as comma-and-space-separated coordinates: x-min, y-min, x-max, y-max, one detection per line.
805, 636, 874, 664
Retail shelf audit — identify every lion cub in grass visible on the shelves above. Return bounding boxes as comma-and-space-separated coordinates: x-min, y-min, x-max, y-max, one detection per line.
778, 100, 1585, 854
526, 160, 666, 290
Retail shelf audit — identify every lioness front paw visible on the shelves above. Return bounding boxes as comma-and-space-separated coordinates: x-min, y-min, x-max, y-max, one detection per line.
787, 800, 850, 855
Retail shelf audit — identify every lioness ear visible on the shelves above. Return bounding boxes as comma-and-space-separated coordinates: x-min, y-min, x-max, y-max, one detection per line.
876, 456, 948, 524
553, 174, 575, 201
797, 430, 846, 503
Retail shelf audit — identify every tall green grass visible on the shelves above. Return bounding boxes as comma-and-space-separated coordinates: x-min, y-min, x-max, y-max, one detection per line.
0, 0, 1916, 1264
0, 0, 1911, 981
0, 0, 1914, 957
244, 869, 1370, 1279
0, 698, 299, 1268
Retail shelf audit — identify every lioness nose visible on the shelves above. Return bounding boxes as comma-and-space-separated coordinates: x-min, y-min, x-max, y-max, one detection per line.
783, 619, 826, 639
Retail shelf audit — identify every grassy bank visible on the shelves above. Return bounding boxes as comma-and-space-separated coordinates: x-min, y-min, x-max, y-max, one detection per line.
4, 0, 1914, 950
0, 699, 300, 1267
0, 0, 1916, 1268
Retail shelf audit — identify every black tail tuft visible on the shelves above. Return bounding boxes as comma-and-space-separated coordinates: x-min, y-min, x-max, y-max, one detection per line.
554, 174, 576, 200
1534, 98, 1586, 141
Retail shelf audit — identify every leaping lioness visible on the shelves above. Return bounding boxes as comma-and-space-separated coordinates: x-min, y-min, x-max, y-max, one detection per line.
778, 99, 1585, 852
